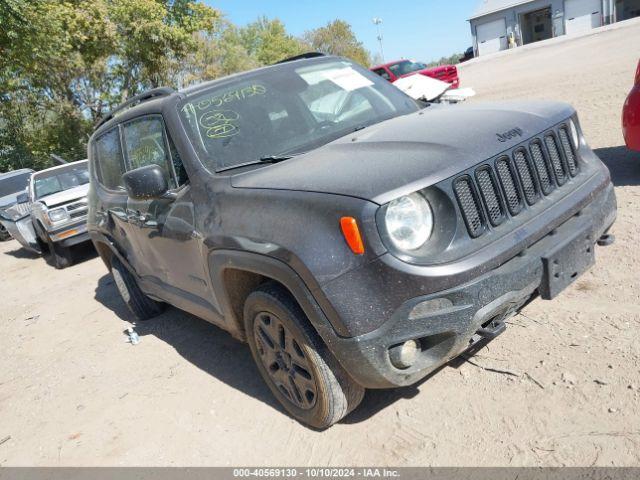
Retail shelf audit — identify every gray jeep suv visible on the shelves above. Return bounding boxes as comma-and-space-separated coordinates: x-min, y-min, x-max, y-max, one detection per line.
87, 54, 616, 428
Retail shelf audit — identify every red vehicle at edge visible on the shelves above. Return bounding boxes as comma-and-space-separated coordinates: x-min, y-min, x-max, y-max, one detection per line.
370, 59, 459, 88
623, 59, 640, 152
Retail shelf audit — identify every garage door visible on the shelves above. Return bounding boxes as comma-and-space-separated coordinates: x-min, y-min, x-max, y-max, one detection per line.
565, 0, 602, 35
476, 18, 507, 56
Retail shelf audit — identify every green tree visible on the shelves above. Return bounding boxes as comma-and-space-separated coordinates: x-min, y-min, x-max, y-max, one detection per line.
0, 2, 371, 172
0, 0, 219, 171
239, 16, 308, 65
426, 53, 462, 68
304, 20, 371, 67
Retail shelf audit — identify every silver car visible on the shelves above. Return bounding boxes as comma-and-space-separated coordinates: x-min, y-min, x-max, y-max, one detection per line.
0, 169, 34, 241
3, 160, 90, 268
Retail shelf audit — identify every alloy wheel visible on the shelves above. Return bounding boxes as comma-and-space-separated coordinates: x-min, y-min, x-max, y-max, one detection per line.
253, 312, 317, 410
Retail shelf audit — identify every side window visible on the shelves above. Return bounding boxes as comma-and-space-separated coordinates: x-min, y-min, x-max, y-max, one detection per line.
373, 68, 391, 81
167, 133, 188, 187
122, 117, 176, 189
94, 128, 125, 190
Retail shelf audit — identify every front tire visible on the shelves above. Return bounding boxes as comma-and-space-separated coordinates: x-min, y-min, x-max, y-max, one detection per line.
111, 256, 165, 321
244, 283, 364, 429
0, 223, 10, 241
48, 240, 73, 269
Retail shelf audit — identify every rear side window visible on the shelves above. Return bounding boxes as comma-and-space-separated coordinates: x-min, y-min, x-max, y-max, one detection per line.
372, 68, 391, 81
122, 117, 177, 189
94, 129, 125, 190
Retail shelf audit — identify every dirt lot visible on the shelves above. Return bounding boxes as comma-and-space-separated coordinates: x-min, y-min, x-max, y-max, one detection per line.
1, 20, 639, 467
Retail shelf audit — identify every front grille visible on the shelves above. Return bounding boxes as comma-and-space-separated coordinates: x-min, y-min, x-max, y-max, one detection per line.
544, 134, 568, 185
475, 167, 504, 226
513, 149, 538, 205
453, 177, 484, 238
453, 124, 581, 238
530, 141, 554, 195
69, 210, 86, 219
66, 201, 87, 211
558, 126, 578, 176
495, 157, 522, 216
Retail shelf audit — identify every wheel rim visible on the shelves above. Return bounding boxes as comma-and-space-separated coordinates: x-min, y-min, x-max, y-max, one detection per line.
253, 312, 317, 410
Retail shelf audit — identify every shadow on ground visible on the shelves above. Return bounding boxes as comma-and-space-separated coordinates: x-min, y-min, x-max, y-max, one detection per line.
343, 338, 491, 425
2, 244, 41, 259
3, 240, 98, 267
94, 274, 285, 416
94, 273, 492, 427
594, 146, 640, 186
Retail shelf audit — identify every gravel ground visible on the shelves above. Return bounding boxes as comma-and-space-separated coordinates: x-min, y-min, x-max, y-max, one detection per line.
0, 20, 639, 467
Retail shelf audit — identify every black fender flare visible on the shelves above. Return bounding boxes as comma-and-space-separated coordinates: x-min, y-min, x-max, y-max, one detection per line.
89, 231, 136, 275
207, 249, 346, 344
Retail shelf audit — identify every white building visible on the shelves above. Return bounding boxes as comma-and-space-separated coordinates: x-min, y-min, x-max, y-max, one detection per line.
469, 0, 640, 56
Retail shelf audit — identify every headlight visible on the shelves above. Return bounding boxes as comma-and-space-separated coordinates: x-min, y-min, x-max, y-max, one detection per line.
569, 119, 580, 148
384, 192, 433, 251
48, 208, 69, 223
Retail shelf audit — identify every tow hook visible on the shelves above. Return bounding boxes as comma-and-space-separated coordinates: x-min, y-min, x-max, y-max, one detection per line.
597, 233, 615, 247
477, 317, 507, 340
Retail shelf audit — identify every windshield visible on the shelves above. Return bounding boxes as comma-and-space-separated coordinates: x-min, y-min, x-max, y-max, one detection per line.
34, 163, 89, 200
388, 60, 427, 77
0, 172, 31, 198
178, 59, 418, 171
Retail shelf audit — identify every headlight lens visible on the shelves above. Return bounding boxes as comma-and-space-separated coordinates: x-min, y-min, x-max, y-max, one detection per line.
384, 192, 433, 251
48, 208, 69, 223
569, 119, 580, 148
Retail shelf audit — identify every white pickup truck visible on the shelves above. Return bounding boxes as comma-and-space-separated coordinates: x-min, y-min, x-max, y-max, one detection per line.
1, 160, 90, 268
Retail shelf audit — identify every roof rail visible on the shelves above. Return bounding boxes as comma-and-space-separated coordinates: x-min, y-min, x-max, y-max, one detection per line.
95, 87, 175, 130
276, 52, 326, 64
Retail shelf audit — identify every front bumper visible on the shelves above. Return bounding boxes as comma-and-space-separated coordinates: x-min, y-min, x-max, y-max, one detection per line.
49, 219, 89, 246
320, 180, 616, 389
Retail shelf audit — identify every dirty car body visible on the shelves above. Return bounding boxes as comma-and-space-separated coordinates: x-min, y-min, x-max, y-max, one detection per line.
87, 55, 616, 427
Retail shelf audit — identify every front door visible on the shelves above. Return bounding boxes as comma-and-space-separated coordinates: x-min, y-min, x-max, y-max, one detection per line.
120, 115, 213, 306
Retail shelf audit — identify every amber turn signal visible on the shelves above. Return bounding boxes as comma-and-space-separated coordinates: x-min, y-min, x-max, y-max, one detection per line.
340, 217, 365, 255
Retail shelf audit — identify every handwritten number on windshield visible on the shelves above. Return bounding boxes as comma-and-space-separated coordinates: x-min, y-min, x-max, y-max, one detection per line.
199, 110, 240, 139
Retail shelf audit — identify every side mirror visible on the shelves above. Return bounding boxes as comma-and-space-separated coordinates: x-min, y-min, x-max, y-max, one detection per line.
16, 192, 29, 204
122, 165, 169, 200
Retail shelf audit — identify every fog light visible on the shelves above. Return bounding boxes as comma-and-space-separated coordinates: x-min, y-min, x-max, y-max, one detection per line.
389, 340, 419, 370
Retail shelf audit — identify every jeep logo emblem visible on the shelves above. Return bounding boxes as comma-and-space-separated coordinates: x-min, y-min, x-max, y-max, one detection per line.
497, 127, 524, 143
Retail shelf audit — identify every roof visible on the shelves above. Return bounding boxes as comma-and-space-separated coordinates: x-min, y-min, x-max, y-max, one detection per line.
469, 0, 535, 20
32, 159, 88, 177
0, 168, 34, 179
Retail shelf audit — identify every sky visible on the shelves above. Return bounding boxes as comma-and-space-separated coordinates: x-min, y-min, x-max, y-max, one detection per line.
205, 0, 480, 64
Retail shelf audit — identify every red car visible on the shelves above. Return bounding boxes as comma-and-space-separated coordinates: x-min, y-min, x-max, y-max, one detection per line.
623, 59, 640, 151
371, 59, 459, 89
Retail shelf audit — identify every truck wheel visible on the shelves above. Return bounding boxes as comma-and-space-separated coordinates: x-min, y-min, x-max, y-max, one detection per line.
0, 223, 10, 241
33, 222, 49, 252
111, 256, 165, 321
244, 283, 364, 429
48, 240, 73, 269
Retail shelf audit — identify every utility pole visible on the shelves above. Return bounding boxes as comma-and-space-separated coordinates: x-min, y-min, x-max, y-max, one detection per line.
372, 17, 385, 63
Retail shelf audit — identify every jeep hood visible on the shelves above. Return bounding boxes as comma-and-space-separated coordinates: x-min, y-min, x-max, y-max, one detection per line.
38, 183, 89, 208
231, 100, 575, 205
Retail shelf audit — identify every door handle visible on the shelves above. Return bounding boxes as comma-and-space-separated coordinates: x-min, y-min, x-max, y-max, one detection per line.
126, 210, 146, 224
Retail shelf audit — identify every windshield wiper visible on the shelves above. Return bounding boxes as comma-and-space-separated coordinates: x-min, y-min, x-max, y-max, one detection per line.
217, 151, 308, 172
258, 155, 295, 163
